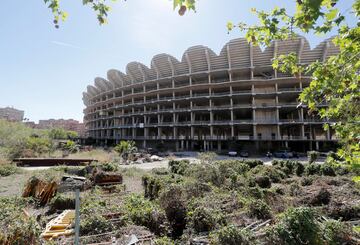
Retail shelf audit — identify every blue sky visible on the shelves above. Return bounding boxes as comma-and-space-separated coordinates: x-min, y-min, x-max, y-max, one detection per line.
0, 0, 355, 122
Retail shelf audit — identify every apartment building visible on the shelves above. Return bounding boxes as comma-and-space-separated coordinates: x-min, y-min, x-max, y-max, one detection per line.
38, 119, 85, 136
0, 107, 24, 122
82, 36, 339, 153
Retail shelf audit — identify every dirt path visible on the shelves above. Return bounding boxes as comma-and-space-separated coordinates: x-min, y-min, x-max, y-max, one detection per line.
0, 172, 33, 197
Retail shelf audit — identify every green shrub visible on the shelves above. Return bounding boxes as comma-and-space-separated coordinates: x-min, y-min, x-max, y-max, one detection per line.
168, 159, 190, 175
266, 207, 321, 245
185, 164, 224, 187
49, 194, 75, 213
80, 213, 114, 236
152, 167, 170, 175
124, 194, 167, 235
254, 176, 271, 188
154, 237, 175, 245
183, 179, 212, 199
248, 199, 272, 219
159, 185, 187, 238
305, 163, 321, 175
198, 151, 218, 165
100, 162, 119, 172
142, 175, 164, 200
250, 165, 286, 183
308, 151, 319, 163
216, 160, 250, 177
300, 176, 314, 186
272, 160, 304, 176
320, 163, 336, 176
188, 206, 226, 233
0, 197, 41, 244
209, 225, 256, 245
295, 162, 305, 176
321, 219, 355, 244
243, 159, 263, 168
0, 163, 21, 176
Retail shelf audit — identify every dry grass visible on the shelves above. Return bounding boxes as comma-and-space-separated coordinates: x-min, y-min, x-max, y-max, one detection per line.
68, 149, 118, 162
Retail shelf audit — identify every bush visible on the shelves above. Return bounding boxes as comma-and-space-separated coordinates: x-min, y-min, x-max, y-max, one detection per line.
198, 151, 218, 165
322, 219, 355, 244
124, 194, 167, 235
80, 213, 114, 236
320, 163, 336, 176
209, 225, 256, 245
152, 167, 170, 175
159, 185, 187, 238
0, 163, 21, 176
168, 159, 190, 175
308, 151, 319, 163
305, 163, 321, 175
0, 197, 41, 244
142, 175, 164, 200
266, 207, 321, 245
248, 199, 272, 219
243, 159, 263, 168
272, 160, 304, 176
154, 237, 175, 245
185, 164, 224, 187
254, 176, 271, 188
49, 194, 75, 213
100, 162, 119, 172
250, 165, 286, 183
216, 160, 250, 177
295, 162, 305, 176
189, 206, 226, 233
300, 176, 314, 186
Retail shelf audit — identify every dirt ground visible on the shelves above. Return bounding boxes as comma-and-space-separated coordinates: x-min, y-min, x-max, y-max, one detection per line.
0, 152, 323, 197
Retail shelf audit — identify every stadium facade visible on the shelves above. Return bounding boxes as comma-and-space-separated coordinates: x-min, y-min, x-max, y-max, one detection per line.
82, 36, 339, 153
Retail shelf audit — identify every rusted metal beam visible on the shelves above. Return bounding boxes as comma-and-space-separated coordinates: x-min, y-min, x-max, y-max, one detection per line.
14, 158, 97, 167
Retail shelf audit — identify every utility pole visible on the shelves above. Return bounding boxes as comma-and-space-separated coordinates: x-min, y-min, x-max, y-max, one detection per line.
74, 189, 80, 245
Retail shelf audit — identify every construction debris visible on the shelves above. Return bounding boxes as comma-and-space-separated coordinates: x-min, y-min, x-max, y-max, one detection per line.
22, 176, 58, 205
93, 170, 123, 186
58, 175, 88, 192
41, 209, 75, 240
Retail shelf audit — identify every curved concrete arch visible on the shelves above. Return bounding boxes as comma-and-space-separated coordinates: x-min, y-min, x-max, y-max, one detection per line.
87, 85, 100, 96
107, 69, 124, 88
94, 77, 110, 92
151, 54, 180, 78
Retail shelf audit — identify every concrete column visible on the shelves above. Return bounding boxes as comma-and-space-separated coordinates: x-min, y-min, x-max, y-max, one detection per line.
230, 86, 233, 94
186, 140, 189, 150
210, 126, 214, 138
191, 127, 194, 138
285, 141, 288, 148
275, 83, 278, 92
327, 128, 331, 140
143, 140, 146, 149
231, 126, 234, 137
253, 125, 257, 139
277, 125, 281, 139
301, 125, 305, 139
217, 141, 221, 151
276, 109, 280, 121
316, 141, 319, 151
229, 72, 232, 82
176, 141, 179, 151
210, 111, 213, 123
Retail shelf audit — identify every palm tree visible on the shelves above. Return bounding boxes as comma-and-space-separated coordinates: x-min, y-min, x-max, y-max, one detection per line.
114, 140, 137, 162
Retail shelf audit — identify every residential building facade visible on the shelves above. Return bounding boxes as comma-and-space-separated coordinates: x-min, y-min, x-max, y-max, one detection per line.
82, 36, 339, 153
0, 107, 24, 122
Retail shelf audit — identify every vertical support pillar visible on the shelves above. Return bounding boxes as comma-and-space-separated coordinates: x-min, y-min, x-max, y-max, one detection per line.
316, 141, 319, 151
218, 140, 221, 151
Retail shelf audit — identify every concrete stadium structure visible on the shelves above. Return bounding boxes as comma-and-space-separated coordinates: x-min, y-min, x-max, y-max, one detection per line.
82, 36, 339, 153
